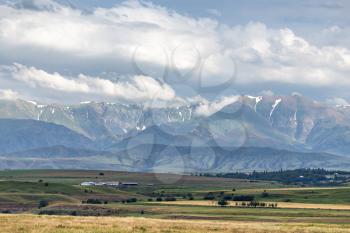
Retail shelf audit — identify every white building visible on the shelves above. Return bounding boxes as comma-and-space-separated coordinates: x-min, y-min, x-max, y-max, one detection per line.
81, 181, 95, 186
80, 181, 120, 187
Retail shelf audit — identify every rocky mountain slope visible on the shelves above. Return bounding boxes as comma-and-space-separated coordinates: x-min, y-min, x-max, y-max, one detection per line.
1, 94, 350, 171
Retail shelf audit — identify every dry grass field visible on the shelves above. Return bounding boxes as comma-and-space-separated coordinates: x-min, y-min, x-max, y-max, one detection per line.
1, 214, 350, 233
157, 200, 350, 210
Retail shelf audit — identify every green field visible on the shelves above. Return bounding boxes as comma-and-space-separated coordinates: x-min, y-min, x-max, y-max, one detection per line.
1, 170, 350, 232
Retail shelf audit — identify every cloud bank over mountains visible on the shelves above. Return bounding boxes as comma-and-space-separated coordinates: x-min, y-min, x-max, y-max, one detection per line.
0, 0, 350, 105
0, 63, 179, 104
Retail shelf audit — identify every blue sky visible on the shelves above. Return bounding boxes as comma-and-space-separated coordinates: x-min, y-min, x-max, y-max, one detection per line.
61, 0, 349, 27
0, 0, 349, 105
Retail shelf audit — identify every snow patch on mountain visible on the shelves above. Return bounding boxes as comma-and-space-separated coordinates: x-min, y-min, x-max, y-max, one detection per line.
246, 95, 263, 112
26, 100, 37, 105
136, 125, 146, 131
194, 96, 240, 117
269, 98, 282, 119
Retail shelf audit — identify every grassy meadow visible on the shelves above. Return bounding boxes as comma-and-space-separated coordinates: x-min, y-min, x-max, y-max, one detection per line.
1, 170, 350, 232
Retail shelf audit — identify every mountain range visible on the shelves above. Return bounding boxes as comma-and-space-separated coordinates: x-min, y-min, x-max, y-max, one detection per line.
1, 94, 350, 172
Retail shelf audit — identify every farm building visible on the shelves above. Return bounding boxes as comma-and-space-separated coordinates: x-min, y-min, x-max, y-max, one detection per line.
80, 181, 120, 187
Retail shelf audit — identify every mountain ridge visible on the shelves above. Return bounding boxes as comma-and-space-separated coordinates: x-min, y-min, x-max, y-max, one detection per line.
1, 94, 350, 172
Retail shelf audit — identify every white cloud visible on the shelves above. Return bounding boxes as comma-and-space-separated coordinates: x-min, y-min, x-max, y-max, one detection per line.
260, 90, 274, 96
292, 91, 303, 97
207, 9, 221, 17
0, 89, 19, 100
0, 1, 350, 102
326, 97, 350, 106
1, 63, 180, 104
194, 95, 241, 116
222, 23, 350, 86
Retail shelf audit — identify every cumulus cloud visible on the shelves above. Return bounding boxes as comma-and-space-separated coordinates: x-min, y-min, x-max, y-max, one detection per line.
326, 97, 350, 106
194, 95, 241, 116
0, 0, 350, 103
0, 89, 20, 100
0, 63, 180, 104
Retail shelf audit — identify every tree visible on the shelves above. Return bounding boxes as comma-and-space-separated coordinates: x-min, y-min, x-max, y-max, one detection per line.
218, 199, 228, 207
223, 195, 233, 201
86, 199, 103, 204
187, 193, 193, 200
126, 198, 137, 203
261, 191, 269, 198
203, 192, 215, 200
38, 200, 49, 209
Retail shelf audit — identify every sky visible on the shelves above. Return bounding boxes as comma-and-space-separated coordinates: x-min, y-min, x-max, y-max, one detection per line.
0, 0, 350, 106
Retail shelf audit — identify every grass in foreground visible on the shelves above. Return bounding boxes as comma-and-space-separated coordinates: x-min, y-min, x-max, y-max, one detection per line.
1, 214, 350, 233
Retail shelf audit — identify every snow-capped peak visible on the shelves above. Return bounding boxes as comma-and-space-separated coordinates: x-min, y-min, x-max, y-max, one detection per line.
246, 95, 263, 112
26, 100, 37, 106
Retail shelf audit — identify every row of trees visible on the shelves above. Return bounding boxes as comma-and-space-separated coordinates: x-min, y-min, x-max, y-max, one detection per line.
218, 200, 278, 208
198, 168, 349, 185
204, 192, 255, 202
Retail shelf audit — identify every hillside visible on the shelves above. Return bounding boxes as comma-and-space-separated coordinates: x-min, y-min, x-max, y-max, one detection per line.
1, 95, 350, 171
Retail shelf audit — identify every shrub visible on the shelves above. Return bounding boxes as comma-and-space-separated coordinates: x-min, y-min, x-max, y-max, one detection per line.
203, 192, 215, 200
126, 198, 137, 203
38, 200, 49, 209
156, 197, 163, 202
269, 203, 278, 208
44, 182, 49, 187
86, 199, 103, 204
164, 197, 176, 201
99, 172, 104, 176
148, 198, 153, 202
259, 202, 266, 207
261, 191, 269, 198
218, 199, 228, 207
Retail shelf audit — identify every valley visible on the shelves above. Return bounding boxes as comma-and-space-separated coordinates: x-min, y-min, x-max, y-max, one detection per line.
1, 170, 350, 232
